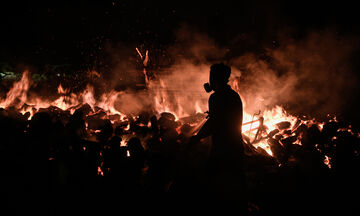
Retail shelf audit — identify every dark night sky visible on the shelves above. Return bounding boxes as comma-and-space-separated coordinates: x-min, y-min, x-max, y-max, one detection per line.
0, 0, 359, 65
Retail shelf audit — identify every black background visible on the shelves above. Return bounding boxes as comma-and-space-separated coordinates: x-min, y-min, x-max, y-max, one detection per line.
0, 0, 359, 64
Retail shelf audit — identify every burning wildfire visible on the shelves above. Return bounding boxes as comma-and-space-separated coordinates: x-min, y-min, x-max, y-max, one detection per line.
0, 69, 352, 165
0, 71, 127, 121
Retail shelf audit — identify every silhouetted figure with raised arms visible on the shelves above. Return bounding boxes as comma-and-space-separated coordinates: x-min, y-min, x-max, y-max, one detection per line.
191, 63, 246, 203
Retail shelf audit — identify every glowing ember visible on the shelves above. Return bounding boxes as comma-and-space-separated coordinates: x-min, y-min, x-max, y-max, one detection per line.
324, 155, 331, 169
97, 166, 104, 176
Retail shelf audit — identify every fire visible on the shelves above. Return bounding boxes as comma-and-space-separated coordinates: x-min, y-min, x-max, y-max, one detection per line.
0, 72, 127, 121
194, 101, 203, 114
57, 84, 69, 94
153, 79, 181, 119
0, 70, 344, 160
240, 106, 300, 155
0, 70, 31, 109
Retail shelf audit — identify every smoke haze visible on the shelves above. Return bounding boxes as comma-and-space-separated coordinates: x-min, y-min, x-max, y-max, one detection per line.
135, 26, 360, 122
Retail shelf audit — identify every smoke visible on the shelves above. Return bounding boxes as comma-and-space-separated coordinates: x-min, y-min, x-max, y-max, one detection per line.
148, 27, 359, 120
101, 25, 359, 120
1, 23, 357, 125
148, 61, 210, 116
169, 24, 229, 63
144, 24, 231, 116
103, 42, 145, 90
231, 30, 359, 118
101, 25, 227, 117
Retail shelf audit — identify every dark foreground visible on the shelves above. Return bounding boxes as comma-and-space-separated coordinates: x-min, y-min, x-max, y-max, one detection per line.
1, 105, 360, 215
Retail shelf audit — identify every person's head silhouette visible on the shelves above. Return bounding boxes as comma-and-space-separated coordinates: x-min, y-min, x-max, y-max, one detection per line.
204, 63, 231, 92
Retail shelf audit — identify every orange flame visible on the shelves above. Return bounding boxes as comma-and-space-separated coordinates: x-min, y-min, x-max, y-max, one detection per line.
0, 70, 31, 109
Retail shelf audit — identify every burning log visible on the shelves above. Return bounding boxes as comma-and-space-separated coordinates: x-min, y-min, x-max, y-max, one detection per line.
94, 106, 105, 113
179, 123, 193, 137
283, 129, 293, 136
86, 118, 110, 130
242, 118, 261, 126
22, 111, 31, 121
280, 135, 298, 147
2, 106, 30, 122
276, 121, 291, 130
267, 129, 280, 138
243, 138, 259, 156
293, 124, 308, 137
280, 135, 299, 160
253, 117, 265, 143
267, 138, 286, 163
291, 119, 302, 132
86, 117, 111, 130
179, 112, 207, 125
96, 120, 114, 142
84, 108, 111, 130
274, 134, 283, 141
158, 112, 180, 131
74, 103, 93, 117
108, 114, 122, 121
256, 146, 272, 157
159, 112, 176, 122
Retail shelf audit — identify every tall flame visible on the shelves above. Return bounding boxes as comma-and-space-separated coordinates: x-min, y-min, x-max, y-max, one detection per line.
0, 70, 31, 109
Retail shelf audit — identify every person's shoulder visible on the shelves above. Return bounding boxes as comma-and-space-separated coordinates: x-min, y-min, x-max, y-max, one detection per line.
228, 87, 240, 97
208, 92, 217, 105
228, 88, 242, 104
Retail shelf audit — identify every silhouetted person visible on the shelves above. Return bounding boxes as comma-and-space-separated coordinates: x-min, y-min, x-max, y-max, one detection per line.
191, 63, 245, 202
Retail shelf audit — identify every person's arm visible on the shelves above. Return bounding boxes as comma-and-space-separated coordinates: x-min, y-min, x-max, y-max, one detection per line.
188, 118, 212, 145
195, 118, 213, 139
192, 94, 215, 141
